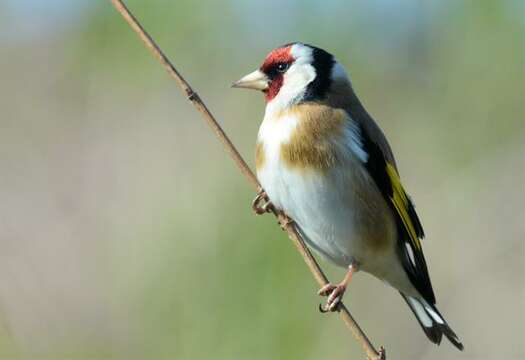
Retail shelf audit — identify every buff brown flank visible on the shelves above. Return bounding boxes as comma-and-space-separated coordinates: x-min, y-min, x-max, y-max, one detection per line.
280, 103, 346, 172
255, 141, 265, 171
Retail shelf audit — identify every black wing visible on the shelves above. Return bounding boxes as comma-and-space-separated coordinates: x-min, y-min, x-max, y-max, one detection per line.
359, 124, 436, 304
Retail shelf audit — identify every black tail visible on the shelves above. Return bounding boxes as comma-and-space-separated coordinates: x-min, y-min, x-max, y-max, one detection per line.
401, 293, 464, 351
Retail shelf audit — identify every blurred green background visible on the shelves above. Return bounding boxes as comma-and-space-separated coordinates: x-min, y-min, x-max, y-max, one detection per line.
1, 1, 524, 359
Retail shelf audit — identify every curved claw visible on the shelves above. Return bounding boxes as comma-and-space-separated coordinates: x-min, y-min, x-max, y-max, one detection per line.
317, 263, 357, 314
318, 284, 346, 313
319, 301, 341, 313
252, 189, 274, 215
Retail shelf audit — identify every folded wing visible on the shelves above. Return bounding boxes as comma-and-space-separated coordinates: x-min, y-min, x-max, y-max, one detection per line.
355, 117, 435, 304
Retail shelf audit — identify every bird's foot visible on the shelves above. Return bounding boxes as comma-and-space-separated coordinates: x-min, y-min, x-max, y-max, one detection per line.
318, 283, 347, 312
252, 189, 274, 215
317, 263, 358, 313
252, 189, 294, 231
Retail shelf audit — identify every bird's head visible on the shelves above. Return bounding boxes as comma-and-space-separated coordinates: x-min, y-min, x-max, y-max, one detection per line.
232, 43, 350, 112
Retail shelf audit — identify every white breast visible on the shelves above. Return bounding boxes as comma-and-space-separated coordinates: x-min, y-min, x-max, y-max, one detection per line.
256, 110, 394, 268
257, 111, 297, 208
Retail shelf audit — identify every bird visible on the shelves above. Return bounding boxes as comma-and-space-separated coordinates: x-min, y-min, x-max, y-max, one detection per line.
232, 42, 463, 350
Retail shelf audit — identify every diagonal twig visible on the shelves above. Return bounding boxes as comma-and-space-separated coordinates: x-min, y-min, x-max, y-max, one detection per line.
109, 1, 385, 359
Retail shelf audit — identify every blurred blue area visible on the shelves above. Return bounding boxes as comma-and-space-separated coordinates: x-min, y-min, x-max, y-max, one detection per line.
1, 0, 92, 41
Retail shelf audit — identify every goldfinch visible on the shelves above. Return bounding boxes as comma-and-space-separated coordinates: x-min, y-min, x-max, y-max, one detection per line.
232, 43, 463, 350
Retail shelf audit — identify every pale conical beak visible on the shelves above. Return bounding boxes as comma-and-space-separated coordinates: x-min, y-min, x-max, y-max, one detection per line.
231, 69, 269, 91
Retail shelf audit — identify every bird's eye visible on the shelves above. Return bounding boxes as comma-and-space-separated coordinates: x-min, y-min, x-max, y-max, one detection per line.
276, 62, 289, 73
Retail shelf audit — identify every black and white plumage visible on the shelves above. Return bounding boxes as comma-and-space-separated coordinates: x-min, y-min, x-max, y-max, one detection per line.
233, 42, 463, 350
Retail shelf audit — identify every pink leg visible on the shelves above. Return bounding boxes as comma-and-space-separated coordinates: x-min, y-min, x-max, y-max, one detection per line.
318, 262, 358, 312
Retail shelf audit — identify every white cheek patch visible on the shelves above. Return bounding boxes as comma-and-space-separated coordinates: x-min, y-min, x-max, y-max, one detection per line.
280, 64, 316, 97
266, 65, 316, 115
267, 44, 316, 115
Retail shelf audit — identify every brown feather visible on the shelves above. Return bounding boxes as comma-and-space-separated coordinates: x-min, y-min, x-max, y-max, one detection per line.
279, 104, 347, 173
255, 141, 265, 171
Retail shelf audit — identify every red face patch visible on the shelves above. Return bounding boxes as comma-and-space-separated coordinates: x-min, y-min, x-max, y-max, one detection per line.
260, 46, 294, 73
260, 45, 294, 102
265, 76, 283, 102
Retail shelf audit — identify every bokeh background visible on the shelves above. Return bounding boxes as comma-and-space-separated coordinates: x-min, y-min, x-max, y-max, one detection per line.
1, 1, 524, 359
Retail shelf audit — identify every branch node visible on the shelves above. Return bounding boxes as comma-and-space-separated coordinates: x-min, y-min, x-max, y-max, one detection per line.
186, 88, 197, 101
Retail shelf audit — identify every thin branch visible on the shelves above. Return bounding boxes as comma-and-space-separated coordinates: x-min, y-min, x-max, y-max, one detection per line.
109, 1, 385, 359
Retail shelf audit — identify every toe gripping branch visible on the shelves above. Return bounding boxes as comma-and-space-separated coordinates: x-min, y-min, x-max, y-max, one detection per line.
252, 188, 274, 215
252, 189, 295, 231
318, 263, 358, 313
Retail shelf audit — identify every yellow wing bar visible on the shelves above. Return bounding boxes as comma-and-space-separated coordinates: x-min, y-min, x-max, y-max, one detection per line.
385, 163, 422, 250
